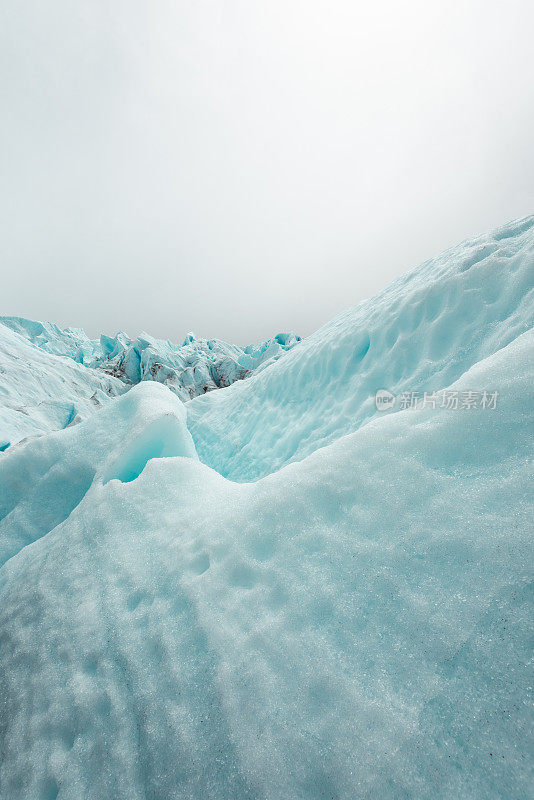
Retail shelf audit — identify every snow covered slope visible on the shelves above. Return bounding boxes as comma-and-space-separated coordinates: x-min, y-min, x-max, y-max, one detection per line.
0, 215, 532, 800
187, 215, 534, 481
0, 320, 124, 449
0, 317, 99, 363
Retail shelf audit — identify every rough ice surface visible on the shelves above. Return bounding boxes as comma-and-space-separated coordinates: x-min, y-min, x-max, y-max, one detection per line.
0, 320, 125, 449
1, 317, 301, 404
187, 215, 534, 481
0, 216, 533, 800
94, 329, 301, 400
0, 318, 100, 364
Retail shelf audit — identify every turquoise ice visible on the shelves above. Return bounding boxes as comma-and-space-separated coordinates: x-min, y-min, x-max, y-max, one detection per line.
0, 216, 533, 800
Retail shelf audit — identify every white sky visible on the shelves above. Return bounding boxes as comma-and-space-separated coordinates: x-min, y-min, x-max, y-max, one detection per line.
1, 0, 533, 343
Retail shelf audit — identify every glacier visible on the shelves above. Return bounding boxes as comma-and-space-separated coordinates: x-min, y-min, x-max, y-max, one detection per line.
187, 214, 534, 481
0, 320, 125, 449
0, 316, 301, 411
0, 215, 533, 800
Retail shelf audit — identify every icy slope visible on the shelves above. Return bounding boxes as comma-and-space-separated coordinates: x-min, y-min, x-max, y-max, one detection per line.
187, 215, 534, 481
0, 315, 301, 402
0, 317, 98, 363
0, 321, 124, 448
0, 330, 532, 800
0, 382, 196, 569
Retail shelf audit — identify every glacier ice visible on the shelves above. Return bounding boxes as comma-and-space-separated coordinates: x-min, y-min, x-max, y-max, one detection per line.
0, 317, 99, 364
187, 215, 534, 481
0, 215, 533, 800
0, 320, 125, 448
1, 317, 301, 406
0, 383, 196, 569
94, 329, 301, 399
0, 318, 300, 448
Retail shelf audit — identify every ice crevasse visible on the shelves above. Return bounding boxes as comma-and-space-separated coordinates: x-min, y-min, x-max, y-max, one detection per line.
0, 215, 533, 800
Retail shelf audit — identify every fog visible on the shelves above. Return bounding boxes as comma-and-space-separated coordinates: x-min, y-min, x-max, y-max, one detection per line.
1, 0, 533, 343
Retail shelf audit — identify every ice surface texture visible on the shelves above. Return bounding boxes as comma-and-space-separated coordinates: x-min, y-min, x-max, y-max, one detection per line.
0, 321, 125, 448
94, 330, 301, 400
0, 317, 301, 415
187, 215, 534, 480
0, 383, 196, 569
0, 215, 533, 800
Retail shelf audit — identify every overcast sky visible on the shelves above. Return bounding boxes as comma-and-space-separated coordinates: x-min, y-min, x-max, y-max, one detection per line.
1, 1, 533, 344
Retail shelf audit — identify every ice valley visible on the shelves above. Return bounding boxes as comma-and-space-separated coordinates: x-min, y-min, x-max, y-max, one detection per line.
0, 215, 533, 800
